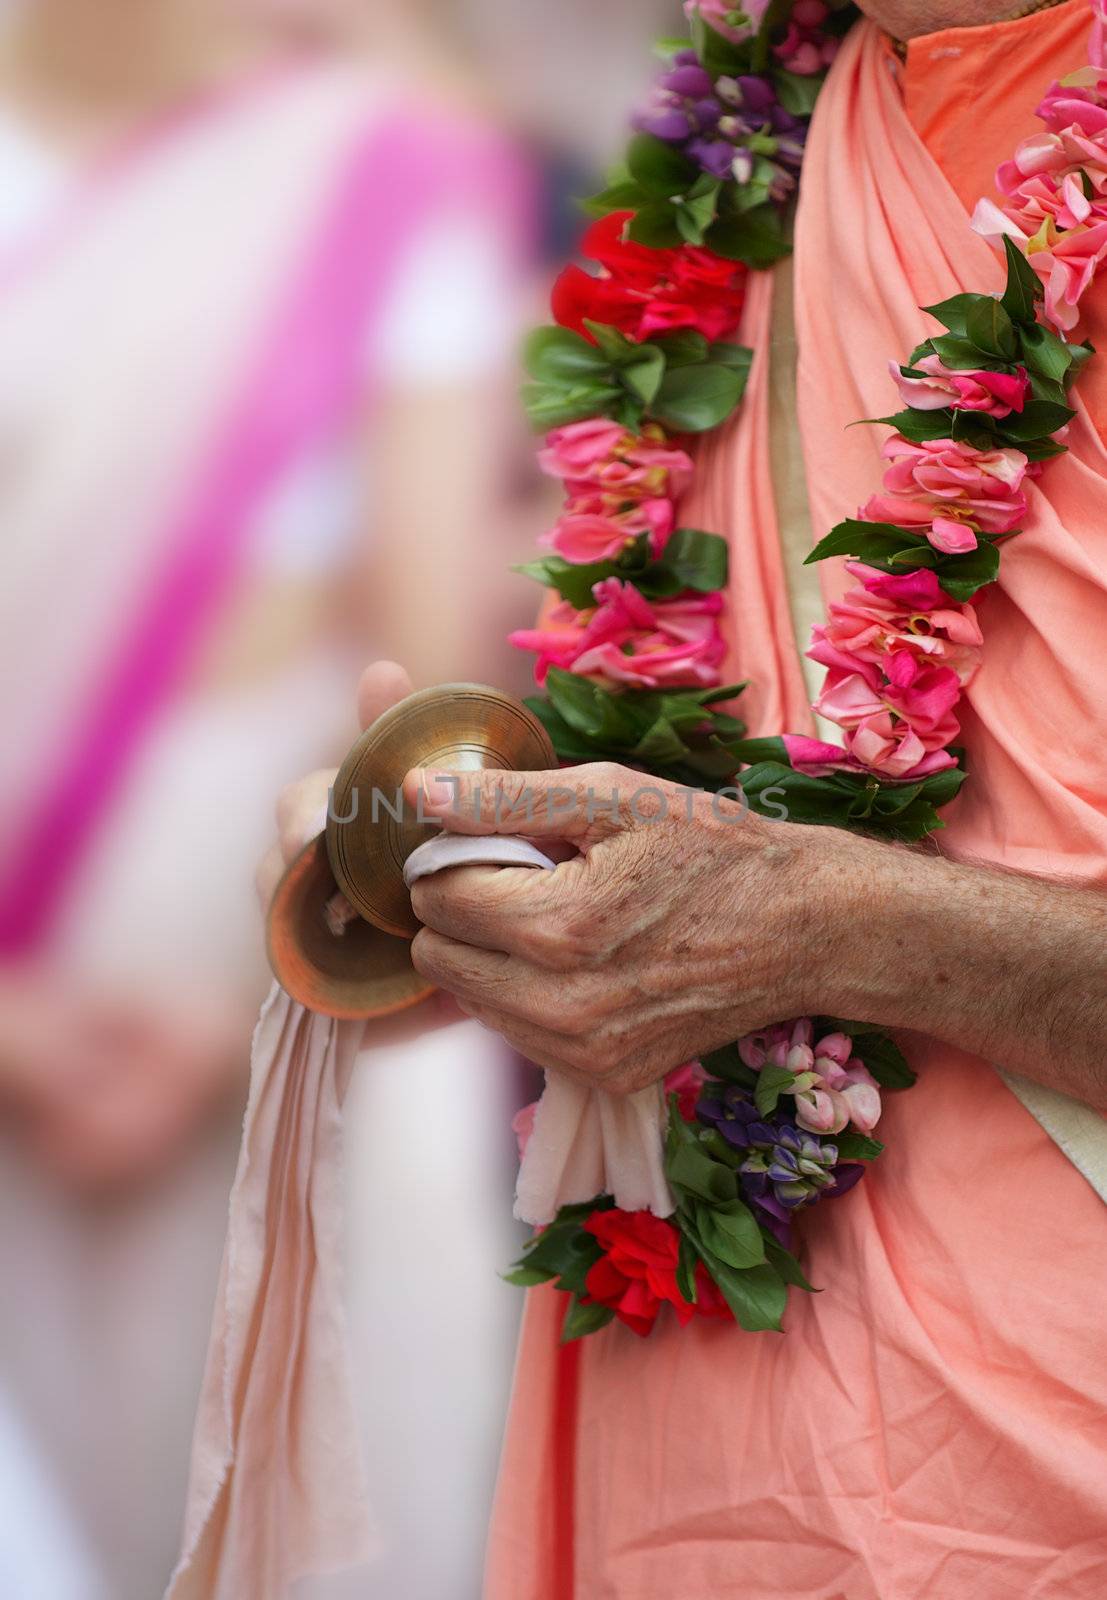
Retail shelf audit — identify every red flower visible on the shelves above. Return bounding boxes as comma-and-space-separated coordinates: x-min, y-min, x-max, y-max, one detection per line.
582, 1208, 734, 1336
552, 212, 747, 346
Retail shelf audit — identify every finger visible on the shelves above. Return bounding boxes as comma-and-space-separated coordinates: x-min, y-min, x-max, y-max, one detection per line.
411, 927, 571, 1021
275, 768, 336, 862
255, 843, 286, 913
356, 659, 414, 731
410, 859, 579, 956
401, 761, 648, 842
450, 1001, 597, 1087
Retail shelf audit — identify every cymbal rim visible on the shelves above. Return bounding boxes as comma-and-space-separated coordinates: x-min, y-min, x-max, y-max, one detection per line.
326, 683, 556, 938
266, 837, 435, 1020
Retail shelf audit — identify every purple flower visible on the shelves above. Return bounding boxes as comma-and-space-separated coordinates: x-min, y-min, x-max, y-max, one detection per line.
696, 1081, 856, 1241
633, 51, 808, 203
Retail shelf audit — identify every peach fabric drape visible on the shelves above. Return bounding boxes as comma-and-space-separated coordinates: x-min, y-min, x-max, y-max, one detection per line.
165, 992, 371, 1600
486, 14, 1107, 1599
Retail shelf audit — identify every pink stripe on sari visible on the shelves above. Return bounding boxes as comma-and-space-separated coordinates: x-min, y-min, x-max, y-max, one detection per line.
0, 109, 521, 953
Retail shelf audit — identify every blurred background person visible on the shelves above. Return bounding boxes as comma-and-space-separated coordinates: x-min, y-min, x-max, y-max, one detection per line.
0, 1, 540, 1595
0, 0, 675, 1595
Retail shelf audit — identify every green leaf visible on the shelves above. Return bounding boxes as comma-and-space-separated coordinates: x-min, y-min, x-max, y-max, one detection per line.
689, 12, 747, 75
1000, 234, 1042, 324
707, 200, 790, 269
625, 132, 698, 198
1016, 320, 1077, 383
764, 1236, 817, 1293
996, 398, 1074, 441
693, 1198, 766, 1269
675, 178, 722, 244
521, 380, 626, 430
707, 339, 754, 372
702, 1256, 788, 1332
676, 1231, 700, 1305
928, 332, 1006, 371
920, 292, 981, 335
652, 359, 748, 432
867, 407, 960, 443
626, 204, 683, 249
657, 527, 729, 592
545, 667, 641, 744
502, 1263, 557, 1288
773, 67, 823, 116
835, 1131, 885, 1162
652, 329, 709, 367
849, 1030, 918, 1089
805, 518, 925, 566
700, 1042, 758, 1088
561, 1296, 615, 1342
578, 179, 646, 219
513, 556, 607, 609
754, 1063, 796, 1117
631, 715, 692, 768
964, 297, 1017, 359
622, 349, 666, 405
666, 1116, 740, 1204
934, 537, 1002, 601
524, 325, 609, 382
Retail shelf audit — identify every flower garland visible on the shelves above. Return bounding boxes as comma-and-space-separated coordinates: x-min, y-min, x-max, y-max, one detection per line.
507, 1, 1104, 1339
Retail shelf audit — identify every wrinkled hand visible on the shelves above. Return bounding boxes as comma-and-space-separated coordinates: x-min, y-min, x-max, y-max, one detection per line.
255, 659, 416, 912
403, 762, 866, 1094
255, 659, 459, 1036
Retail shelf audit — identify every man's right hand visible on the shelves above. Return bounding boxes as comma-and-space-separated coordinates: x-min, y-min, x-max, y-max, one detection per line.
255, 659, 415, 913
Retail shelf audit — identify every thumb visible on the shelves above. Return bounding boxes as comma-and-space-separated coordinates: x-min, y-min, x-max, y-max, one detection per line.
402, 762, 637, 840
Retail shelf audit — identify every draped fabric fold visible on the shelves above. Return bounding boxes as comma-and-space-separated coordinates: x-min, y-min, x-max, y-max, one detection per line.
487, 17, 1107, 1597
795, 16, 1107, 1190
165, 989, 370, 1600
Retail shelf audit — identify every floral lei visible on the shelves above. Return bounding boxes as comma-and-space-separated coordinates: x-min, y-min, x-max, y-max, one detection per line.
507, 0, 1105, 1340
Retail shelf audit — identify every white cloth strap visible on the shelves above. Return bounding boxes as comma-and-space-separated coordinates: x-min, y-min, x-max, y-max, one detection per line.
404, 832, 674, 1225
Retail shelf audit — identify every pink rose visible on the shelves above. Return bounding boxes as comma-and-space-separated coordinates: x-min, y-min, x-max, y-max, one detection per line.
890, 355, 1030, 418
783, 732, 953, 784
665, 1061, 708, 1122
683, 0, 769, 45
537, 420, 695, 564
814, 652, 962, 781
511, 578, 726, 691
512, 1101, 539, 1161
544, 494, 675, 563
736, 1020, 882, 1137
973, 195, 1107, 333
808, 560, 983, 688
538, 420, 694, 500
862, 433, 1028, 548
772, 0, 838, 76
795, 1052, 881, 1136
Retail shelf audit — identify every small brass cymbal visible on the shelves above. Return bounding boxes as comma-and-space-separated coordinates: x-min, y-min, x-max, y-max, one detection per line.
266, 836, 434, 1020
326, 682, 556, 938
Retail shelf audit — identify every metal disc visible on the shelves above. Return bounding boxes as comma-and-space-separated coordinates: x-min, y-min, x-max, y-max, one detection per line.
326, 682, 557, 938
266, 836, 434, 1019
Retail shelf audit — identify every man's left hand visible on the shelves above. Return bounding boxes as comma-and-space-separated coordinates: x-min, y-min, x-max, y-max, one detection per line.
402, 762, 864, 1094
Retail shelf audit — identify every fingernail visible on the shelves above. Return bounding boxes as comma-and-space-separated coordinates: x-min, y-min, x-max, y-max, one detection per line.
423, 772, 456, 809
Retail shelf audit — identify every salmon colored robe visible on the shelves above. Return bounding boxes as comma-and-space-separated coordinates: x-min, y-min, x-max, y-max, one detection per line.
486, 7, 1107, 1596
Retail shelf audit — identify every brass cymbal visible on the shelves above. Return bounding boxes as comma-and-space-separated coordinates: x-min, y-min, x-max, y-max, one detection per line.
266, 836, 434, 1020
326, 682, 557, 938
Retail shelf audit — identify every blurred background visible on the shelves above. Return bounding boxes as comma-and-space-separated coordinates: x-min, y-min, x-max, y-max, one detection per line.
0, 2, 676, 1597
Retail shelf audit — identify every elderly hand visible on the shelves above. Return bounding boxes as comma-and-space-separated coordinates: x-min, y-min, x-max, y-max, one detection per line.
402, 761, 878, 1095
255, 659, 416, 912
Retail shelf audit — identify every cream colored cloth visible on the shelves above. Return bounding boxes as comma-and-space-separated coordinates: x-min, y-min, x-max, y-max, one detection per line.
513, 1075, 673, 1226
404, 831, 674, 1226
165, 987, 372, 1600
999, 1071, 1107, 1203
